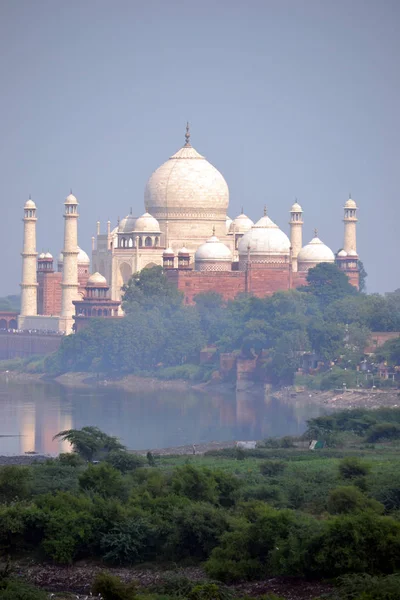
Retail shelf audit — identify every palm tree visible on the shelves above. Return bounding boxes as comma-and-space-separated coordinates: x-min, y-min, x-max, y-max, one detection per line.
53, 426, 125, 461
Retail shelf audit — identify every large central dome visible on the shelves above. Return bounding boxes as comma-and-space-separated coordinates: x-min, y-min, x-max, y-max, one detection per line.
144, 128, 229, 220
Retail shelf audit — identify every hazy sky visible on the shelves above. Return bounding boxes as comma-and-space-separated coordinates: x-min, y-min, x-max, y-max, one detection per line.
0, 0, 398, 295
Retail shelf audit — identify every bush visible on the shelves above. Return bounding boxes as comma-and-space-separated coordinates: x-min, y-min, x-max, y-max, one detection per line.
78, 463, 128, 499
105, 450, 146, 473
101, 517, 155, 565
307, 513, 400, 577
0, 466, 31, 503
327, 486, 384, 515
337, 572, 400, 600
259, 460, 286, 477
339, 457, 371, 480
168, 503, 229, 560
366, 423, 400, 443
57, 453, 85, 467
0, 578, 47, 600
171, 465, 218, 503
188, 582, 233, 600
92, 571, 136, 600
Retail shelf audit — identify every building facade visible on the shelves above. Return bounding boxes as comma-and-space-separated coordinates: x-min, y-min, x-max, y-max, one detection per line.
18, 125, 359, 332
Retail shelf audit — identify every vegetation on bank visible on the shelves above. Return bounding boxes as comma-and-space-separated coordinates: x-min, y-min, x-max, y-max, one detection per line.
1, 412, 400, 598
37, 264, 400, 388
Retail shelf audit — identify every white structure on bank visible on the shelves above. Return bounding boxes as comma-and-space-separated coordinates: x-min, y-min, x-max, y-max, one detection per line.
18, 198, 38, 328
297, 232, 335, 271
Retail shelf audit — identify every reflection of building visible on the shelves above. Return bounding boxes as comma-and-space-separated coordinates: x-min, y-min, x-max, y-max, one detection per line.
19, 126, 360, 332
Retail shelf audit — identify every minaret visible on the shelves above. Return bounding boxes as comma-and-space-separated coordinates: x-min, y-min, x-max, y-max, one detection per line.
343, 195, 358, 254
19, 197, 38, 322
60, 193, 79, 334
289, 200, 303, 272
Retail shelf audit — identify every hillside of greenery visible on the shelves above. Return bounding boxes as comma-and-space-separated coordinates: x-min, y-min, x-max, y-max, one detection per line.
1, 411, 400, 599
42, 264, 400, 387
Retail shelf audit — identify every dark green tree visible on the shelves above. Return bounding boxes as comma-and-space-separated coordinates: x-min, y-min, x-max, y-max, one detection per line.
304, 262, 358, 305
121, 265, 183, 313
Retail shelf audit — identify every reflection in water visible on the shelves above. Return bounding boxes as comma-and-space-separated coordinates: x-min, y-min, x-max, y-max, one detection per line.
0, 381, 327, 455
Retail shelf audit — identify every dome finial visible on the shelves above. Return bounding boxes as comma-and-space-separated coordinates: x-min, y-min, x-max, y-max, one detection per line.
184, 122, 191, 147
29, 194, 31, 200
314, 228, 318, 237
70, 188, 72, 194
130, 207, 132, 215
264, 205, 267, 216
241, 206, 244, 214
349, 192, 352, 199
212, 225, 216, 236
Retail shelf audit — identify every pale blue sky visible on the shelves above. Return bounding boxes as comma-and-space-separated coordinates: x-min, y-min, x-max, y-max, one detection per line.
0, 0, 398, 294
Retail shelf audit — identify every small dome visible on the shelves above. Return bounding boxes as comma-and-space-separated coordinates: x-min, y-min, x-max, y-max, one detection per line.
44, 252, 53, 259
118, 214, 136, 233
87, 272, 108, 286
291, 201, 303, 212
163, 247, 174, 255
297, 236, 335, 266
178, 246, 190, 255
238, 214, 291, 256
195, 235, 232, 262
226, 216, 233, 233
38, 252, 46, 259
337, 249, 348, 257
25, 198, 36, 209
347, 249, 358, 257
345, 197, 357, 208
134, 212, 161, 233
229, 213, 254, 234
58, 246, 90, 265
65, 193, 78, 205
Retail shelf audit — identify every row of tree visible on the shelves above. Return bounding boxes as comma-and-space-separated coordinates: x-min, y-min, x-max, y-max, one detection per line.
45, 264, 400, 385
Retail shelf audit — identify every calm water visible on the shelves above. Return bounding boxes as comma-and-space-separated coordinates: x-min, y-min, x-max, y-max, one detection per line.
0, 380, 327, 455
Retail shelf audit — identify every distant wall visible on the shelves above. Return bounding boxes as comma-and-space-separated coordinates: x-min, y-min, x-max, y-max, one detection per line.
0, 332, 62, 360
365, 331, 400, 354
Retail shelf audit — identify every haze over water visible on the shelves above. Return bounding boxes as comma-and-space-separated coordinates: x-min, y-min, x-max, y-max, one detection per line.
0, 381, 326, 455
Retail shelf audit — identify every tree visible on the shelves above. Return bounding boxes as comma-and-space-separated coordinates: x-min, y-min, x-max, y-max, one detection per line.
53, 426, 125, 461
121, 265, 183, 313
304, 263, 358, 305
358, 260, 368, 293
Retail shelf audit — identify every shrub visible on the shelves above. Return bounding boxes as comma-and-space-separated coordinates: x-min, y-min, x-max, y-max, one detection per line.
339, 457, 371, 480
92, 571, 136, 600
101, 517, 156, 565
57, 453, 85, 467
168, 503, 229, 560
0, 578, 47, 600
337, 572, 400, 600
259, 460, 286, 477
105, 450, 146, 473
307, 513, 400, 577
366, 423, 400, 443
171, 465, 218, 503
188, 582, 233, 600
0, 466, 31, 503
78, 463, 128, 499
327, 486, 384, 515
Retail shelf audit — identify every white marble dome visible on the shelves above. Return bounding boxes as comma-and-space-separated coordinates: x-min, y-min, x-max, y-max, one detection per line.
38, 252, 46, 259
347, 249, 358, 256
65, 193, 78, 205
87, 272, 107, 286
44, 252, 53, 259
297, 236, 335, 269
195, 234, 232, 271
58, 246, 90, 265
291, 201, 303, 212
345, 197, 357, 208
25, 198, 36, 209
337, 249, 348, 257
118, 214, 136, 233
144, 139, 229, 218
229, 212, 254, 233
134, 212, 160, 232
238, 215, 291, 258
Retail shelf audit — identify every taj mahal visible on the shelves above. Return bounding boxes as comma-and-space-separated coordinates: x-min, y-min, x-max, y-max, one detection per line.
18, 125, 359, 334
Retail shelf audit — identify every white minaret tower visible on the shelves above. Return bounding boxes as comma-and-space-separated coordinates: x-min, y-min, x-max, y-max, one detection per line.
343, 195, 358, 254
19, 197, 38, 325
289, 201, 303, 272
59, 192, 79, 334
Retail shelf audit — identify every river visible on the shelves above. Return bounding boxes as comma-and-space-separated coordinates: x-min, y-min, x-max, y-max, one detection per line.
0, 380, 327, 455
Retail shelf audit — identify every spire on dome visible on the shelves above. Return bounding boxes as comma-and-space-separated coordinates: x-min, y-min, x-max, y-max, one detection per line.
212, 225, 216, 235
264, 205, 267, 216
314, 228, 318, 237
184, 122, 191, 147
